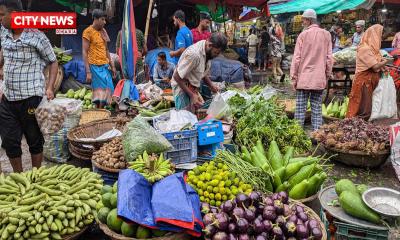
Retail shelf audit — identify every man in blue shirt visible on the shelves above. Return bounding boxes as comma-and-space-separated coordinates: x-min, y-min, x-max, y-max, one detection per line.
153, 52, 175, 89
170, 10, 193, 64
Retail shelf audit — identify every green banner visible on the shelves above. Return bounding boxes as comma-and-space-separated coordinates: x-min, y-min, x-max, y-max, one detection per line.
269, 0, 366, 15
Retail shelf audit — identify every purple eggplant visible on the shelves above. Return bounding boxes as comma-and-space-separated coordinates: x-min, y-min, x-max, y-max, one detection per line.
212, 232, 229, 240
273, 200, 284, 215
211, 208, 219, 214
249, 191, 261, 203
203, 224, 217, 237
238, 234, 250, 240
232, 207, 245, 220
297, 212, 308, 222
262, 207, 277, 221
276, 215, 286, 228
311, 227, 323, 240
287, 238, 296, 240
215, 212, 229, 231
228, 233, 237, 240
253, 218, 264, 234
278, 191, 289, 204
201, 202, 211, 214
271, 193, 280, 201
296, 219, 304, 226
285, 221, 297, 237
237, 218, 249, 233
247, 224, 255, 235
288, 214, 298, 223
296, 224, 309, 239
292, 204, 304, 213
283, 204, 292, 217
272, 226, 284, 240
228, 223, 237, 233
262, 220, 273, 232
203, 213, 215, 225
256, 214, 263, 221
244, 208, 256, 222
308, 219, 319, 230
236, 193, 250, 208
255, 235, 267, 240
260, 232, 268, 238
263, 197, 274, 206
222, 200, 235, 213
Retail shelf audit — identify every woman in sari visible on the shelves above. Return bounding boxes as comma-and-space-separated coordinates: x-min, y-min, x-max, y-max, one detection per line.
346, 24, 388, 120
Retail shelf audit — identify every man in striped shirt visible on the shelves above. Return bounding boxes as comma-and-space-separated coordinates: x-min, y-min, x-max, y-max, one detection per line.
0, 0, 58, 172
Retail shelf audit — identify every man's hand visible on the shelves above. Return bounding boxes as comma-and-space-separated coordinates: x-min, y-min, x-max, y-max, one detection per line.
291, 80, 297, 91
86, 72, 92, 83
0, 68, 3, 80
46, 88, 54, 101
162, 77, 170, 82
209, 84, 219, 93
190, 94, 204, 109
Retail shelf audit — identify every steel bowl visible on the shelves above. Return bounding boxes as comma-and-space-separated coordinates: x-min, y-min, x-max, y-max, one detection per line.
362, 187, 400, 218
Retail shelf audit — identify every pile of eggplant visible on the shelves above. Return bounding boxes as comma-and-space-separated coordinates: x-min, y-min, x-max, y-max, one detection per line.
201, 191, 324, 240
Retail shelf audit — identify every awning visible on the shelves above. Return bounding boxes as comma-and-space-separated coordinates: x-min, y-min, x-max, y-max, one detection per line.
269, 0, 370, 15
185, 0, 268, 8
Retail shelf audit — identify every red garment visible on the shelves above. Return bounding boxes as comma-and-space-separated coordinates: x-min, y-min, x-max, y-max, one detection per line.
390, 49, 400, 89
191, 28, 211, 44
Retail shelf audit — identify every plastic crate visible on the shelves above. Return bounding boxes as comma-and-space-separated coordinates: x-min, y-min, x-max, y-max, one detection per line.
162, 129, 197, 165
320, 210, 389, 240
197, 120, 224, 146
92, 164, 119, 186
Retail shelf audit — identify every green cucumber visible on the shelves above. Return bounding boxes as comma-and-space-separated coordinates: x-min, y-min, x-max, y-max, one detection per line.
339, 191, 381, 224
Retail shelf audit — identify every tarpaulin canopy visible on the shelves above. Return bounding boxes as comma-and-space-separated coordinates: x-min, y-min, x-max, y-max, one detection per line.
186, 0, 267, 7
269, 0, 369, 15
196, 4, 228, 23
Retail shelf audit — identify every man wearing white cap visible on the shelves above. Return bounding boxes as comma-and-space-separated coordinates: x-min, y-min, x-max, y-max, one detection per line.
291, 9, 333, 131
352, 20, 365, 47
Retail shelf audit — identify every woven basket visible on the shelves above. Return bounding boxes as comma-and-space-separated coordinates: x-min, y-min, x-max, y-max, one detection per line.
68, 118, 129, 148
98, 222, 192, 240
45, 65, 64, 93
322, 115, 341, 124
80, 109, 111, 125
91, 160, 124, 173
323, 145, 390, 168
69, 143, 92, 161
298, 192, 319, 204
300, 202, 328, 240
62, 226, 88, 240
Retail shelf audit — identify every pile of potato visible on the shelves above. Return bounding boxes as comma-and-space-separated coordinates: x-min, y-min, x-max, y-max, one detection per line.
92, 138, 127, 169
35, 104, 67, 135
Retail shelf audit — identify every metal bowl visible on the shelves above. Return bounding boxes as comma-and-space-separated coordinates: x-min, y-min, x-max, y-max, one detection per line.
362, 187, 400, 217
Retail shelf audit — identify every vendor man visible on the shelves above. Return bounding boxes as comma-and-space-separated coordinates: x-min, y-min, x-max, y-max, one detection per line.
191, 12, 212, 44
0, 0, 58, 172
351, 20, 365, 47
172, 32, 227, 113
170, 10, 193, 64
153, 51, 175, 88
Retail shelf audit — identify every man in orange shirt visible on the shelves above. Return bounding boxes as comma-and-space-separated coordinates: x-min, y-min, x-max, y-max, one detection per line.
82, 9, 116, 108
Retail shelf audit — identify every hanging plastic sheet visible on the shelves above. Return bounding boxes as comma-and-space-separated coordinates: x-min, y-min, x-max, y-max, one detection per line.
269, 0, 368, 15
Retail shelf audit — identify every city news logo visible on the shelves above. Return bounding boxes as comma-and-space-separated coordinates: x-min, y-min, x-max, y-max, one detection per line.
11, 12, 77, 35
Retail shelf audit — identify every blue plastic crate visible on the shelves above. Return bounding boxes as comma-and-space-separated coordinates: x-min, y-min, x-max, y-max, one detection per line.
92, 164, 119, 186
162, 129, 197, 165
196, 120, 224, 146
198, 142, 223, 161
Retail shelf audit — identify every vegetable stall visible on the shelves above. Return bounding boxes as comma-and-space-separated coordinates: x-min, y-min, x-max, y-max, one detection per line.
1, 80, 400, 240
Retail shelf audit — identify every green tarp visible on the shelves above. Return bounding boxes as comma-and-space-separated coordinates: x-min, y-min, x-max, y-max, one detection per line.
269, 0, 367, 15
196, 5, 228, 23
55, 0, 87, 14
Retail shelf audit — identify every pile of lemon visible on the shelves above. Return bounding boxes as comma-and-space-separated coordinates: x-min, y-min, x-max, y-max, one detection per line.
187, 161, 252, 206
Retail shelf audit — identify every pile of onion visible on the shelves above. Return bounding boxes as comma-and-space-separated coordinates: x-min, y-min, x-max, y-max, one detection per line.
201, 191, 323, 240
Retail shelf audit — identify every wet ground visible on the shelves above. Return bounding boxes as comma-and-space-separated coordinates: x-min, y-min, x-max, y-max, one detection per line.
0, 77, 399, 239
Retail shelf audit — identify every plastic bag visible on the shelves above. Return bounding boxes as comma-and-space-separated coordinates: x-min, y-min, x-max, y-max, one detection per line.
153, 110, 198, 133
207, 93, 230, 119
389, 122, 400, 182
370, 73, 398, 121
35, 98, 82, 135
122, 116, 173, 161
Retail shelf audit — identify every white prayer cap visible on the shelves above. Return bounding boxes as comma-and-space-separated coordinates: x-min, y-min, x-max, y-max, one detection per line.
355, 20, 365, 26
302, 9, 317, 19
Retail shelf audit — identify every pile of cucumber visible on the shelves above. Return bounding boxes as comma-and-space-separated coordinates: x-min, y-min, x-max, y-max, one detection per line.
0, 165, 103, 240
335, 179, 381, 224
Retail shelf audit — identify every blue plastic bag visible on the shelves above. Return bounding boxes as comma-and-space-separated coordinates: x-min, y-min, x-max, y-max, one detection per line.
117, 170, 156, 227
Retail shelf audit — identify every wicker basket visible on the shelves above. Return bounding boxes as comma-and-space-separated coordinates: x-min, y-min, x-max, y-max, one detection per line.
298, 192, 319, 204
323, 145, 390, 168
62, 226, 88, 240
67, 118, 130, 160
80, 109, 111, 125
300, 202, 328, 240
91, 159, 124, 173
98, 222, 192, 240
322, 115, 341, 124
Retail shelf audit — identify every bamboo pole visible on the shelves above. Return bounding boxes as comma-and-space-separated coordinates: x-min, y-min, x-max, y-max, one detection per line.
144, 0, 155, 44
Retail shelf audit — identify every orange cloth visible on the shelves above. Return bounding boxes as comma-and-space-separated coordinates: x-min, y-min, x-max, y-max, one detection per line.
356, 24, 383, 74
82, 26, 110, 65
346, 70, 380, 120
